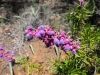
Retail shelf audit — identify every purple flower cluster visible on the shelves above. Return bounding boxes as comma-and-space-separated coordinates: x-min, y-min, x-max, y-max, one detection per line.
25, 25, 80, 54
0, 46, 15, 62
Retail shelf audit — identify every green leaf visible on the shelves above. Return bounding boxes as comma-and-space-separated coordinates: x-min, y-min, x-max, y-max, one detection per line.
13, 16, 22, 19
83, 59, 90, 66
14, 56, 28, 64
9, 62, 13, 75
29, 44, 34, 55
54, 45, 59, 56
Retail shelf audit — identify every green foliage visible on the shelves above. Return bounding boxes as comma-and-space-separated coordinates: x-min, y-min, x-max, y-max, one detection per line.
15, 56, 39, 75
78, 24, 100, 73
79, 24, 100, 49
67, 1, 92, 22
96, 58, 100, 73
52, 52, 87, 75
21, 57, 39, 75
66, 1, 94, 36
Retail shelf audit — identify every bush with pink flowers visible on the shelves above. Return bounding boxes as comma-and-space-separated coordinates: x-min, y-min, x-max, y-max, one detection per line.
0, 46, 15, 62
25, 25, 80, 54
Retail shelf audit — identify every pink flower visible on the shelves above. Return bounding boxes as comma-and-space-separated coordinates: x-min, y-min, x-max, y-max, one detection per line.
78, 0, 84, 3
40, 30, 45, 35
25, 29, 29, 33
3, 50, 10, 54
27, 25, 33, 30
59, 30, 66, 36
45, 26, 52, 31
65, 38, 72, 44
72, 41, 80, 49
59, 39, 64, 45
35, 32, 41, 38
11, 51, 16, 55
39, 25, 44, 30
72, 49, 76, 54
54, 38, 59, 45
50, 42, 54, 46
29, 31, 35, 36
0, 53, 3, 57
0, 46, 15, 62
44, 39, 49, 44
47, 31, 54, 35
75, 45, 80, 49
25, 33, 31, 39
25, 25, 34, 33
7, 56, 13, 62
64, 44, 71, 50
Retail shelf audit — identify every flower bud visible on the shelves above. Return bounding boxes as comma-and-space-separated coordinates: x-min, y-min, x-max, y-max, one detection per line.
11, 50, 16, 55
72, 49, 76, 54
78, 0, 84, 3
27, 25, 33, 30
54, 38, 59, 45
40, 30, 45, 35
25, 33, 31, 39
48, 31, 54, 35
59, 39, 64, 45
39, 25, 44, 30
35, 32, 41, 38
64, 44, 71, 50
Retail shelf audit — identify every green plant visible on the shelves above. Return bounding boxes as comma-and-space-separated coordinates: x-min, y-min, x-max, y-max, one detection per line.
78, 24, 100, 74
66, 0, 94, 37
79, 24, 100, 49
65, 0, 100, 74
15, 56, 39, 75
52, 51, 87, 75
